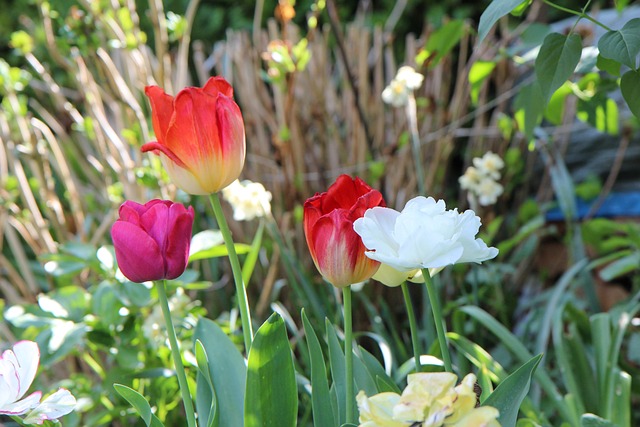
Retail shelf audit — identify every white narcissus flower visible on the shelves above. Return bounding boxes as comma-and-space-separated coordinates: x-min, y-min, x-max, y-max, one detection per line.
472, 151, 504, 180
0, 341, 76, 423
221, 179, 272, 221
353, 197, 498, 273
382, 66, 424, 107
476, 178, 504, 207
458, 166, 482, 192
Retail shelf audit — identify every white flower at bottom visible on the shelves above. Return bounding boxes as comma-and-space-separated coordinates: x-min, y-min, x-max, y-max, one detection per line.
353, 197, 498, 273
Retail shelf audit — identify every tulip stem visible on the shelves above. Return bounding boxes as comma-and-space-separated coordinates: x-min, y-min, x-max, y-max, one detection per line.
157, 280, 197, 427
210, 193, 254, 351
422, 269, 453, 373
343, 286, 355, 424
401, 282, 422, 372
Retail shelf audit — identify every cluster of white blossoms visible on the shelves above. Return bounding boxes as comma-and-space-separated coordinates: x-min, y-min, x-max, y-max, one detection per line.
0, 341, 76, 425
221, 179, 272, 221
357, 372, 500, 427
458, 152, 505, 206
382, 66, 425, 107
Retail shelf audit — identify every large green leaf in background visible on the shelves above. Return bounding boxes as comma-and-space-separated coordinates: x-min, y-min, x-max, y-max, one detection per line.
245, 313, 297, 427
597, 18, 640, 69
535, 33, 582, 102
194, 318, 246, 427
477, 0, 531, 43
620, 70, 640, 119
482, 354, 542, 427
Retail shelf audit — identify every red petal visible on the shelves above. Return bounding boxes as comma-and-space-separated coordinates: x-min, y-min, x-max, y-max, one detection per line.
215, 93, 246, 185
145, 86, 174, 145
164, 205, 194, 279
203, 76, 234, 98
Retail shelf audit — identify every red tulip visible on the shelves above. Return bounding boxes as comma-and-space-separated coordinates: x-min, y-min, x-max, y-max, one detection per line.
303, 175, 386, 288
141, 77, 246, 195
111, 200, 194, 283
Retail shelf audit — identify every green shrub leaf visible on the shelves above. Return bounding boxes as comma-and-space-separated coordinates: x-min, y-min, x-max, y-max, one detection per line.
620, 69, 640, 119
478, 0, 531, 43
597, 18, 640, 69
535, 33, 582, 102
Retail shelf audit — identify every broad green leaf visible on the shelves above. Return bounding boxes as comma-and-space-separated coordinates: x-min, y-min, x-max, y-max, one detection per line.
620, 69, 640, 119
113, 384, 164, 427
326, 319, 348, 425
535, 33, 582, 102
611, 370, 631, 427
358, 347, 401, 394
469, 60, 497, 105
478, 0, 530, 43
596, 54, 621, 76
597, 18, 640, 69
352, 350, 377, 397
194, 318, 246, 427
420, 20, 467, 68
513, 82, 544, 141
580, 414, 617, 427
302, 310, 336, 427
482, 354, 542, 427
245, 313, 297, 427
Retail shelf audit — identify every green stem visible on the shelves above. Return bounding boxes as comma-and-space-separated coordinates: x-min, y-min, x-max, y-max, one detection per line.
157, 280, 197, 427
209, 192, 254, 351
541, 0, 613, 31
422, 269, 453, 373
401, 282, 422, 372
343, 286, 355, 424
407, 94, 425, 195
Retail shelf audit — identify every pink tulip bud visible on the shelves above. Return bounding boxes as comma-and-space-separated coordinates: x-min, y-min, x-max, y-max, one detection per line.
111, 200, 195, 283
303, 175, 386, 288
141, 77, 246, 195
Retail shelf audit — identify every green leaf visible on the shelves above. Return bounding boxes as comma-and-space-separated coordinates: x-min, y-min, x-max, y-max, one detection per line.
113, 384, 164, 427
620, 69, 640, 119
189, 230, 251, 261
326, 319, 348, 425
514, 82, 544, 141
245, 313, 297, 427
599, 252, 640, 281
194, 318, 246, 427
477, 0, 530, 43
358, 347, 401, 394
535, 33, 582, 102
420, 20, 467, 68
194, 340, 218, 427
544, 81, 573, 125
482, 354, 542, 427
302, 310, 336, 427
597, 18, 640, 69
580, 414, 617, 427
596, 54, 621, 76
242, 221, 264, 285
469, 60, 497, 105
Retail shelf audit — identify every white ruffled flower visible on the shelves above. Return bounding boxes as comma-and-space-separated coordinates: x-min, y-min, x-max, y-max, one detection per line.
221, 179, 272, 221
382, 66, 424, 107
459, 152, 505, 207
353, 197, 498, 273
0, 341, 76, 424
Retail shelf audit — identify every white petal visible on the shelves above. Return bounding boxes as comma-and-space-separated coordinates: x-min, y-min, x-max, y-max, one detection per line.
22, 388, 76, 425
0, 341, 39, 403
0, 391, 41, 415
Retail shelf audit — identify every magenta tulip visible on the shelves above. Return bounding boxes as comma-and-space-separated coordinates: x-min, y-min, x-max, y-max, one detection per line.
111, 200, 194, 283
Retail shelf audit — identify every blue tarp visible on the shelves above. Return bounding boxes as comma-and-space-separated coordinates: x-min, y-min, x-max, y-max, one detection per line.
545, 191, 640, 221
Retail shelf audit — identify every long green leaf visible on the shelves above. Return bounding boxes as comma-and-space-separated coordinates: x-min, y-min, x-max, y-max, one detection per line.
245, 313, 297, 427
477, 0, 530, 43
597, 18, 640, 69
242, 221, 265, 285
113, 384, 164, 427
326, 319, 347, 425
194, 340, 218, 427
482, 354, 542, 427
535, 33, 582, 102
194, 318, 246, 427
302, 310, 336, 427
